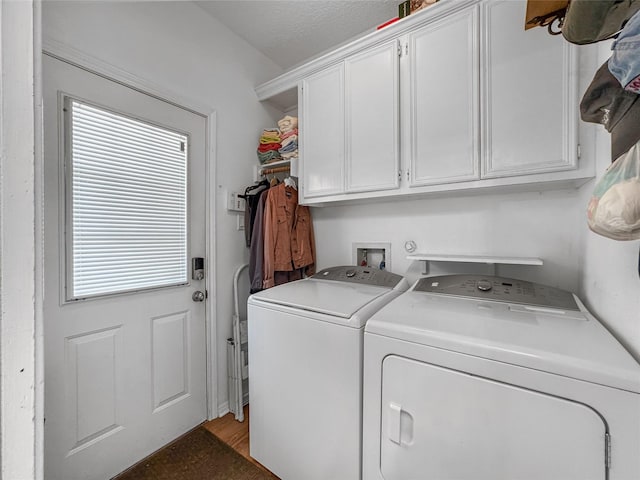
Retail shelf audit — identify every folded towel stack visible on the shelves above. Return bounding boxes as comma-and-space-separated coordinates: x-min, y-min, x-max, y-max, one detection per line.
257, 128, 282, 164
277, 116, 299, 160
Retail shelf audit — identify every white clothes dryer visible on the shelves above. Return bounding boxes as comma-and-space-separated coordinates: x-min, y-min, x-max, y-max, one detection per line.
248, 266, 408, 480
362, 275, 640, 480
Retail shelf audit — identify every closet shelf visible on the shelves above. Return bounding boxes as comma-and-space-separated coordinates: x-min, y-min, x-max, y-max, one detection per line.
259, 158, 291, 170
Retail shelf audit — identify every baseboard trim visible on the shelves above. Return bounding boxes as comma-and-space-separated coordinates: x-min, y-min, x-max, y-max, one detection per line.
217, 401, 230, 418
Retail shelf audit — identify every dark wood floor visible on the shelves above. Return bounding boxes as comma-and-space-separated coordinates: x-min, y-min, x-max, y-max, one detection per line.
204, 405, 279, 479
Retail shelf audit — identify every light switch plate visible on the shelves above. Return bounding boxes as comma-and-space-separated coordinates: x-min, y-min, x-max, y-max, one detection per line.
227, 192, 245, 212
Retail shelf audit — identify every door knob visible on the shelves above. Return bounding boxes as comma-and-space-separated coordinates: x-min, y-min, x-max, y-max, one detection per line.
192, 291, 206, 302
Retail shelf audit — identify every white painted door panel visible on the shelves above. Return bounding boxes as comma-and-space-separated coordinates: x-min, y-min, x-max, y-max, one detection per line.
380, 355, 606, 480
301, 64, 345, 198
345, 41, 400, 192
481, 0, 576, 177
408, 6, 479, 186
43, 56, 207, 480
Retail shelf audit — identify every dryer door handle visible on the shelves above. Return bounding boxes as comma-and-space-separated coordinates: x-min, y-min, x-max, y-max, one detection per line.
388, 402, 403, 445
388, 402, 414, 446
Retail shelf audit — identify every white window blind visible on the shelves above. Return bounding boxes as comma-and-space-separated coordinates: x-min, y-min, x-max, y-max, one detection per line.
67, 98, 188, 300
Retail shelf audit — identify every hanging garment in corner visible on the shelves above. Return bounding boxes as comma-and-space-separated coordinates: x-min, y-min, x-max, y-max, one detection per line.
241, 180, 269, 247
262, 183, 315, 289
249, 188, 269, 293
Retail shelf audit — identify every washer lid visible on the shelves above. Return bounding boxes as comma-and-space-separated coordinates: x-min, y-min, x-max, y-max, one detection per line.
366, 276, 640, 393
249, 267, 407, 324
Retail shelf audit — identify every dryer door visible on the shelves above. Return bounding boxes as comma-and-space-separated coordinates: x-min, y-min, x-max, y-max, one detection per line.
380, 356, 607, 480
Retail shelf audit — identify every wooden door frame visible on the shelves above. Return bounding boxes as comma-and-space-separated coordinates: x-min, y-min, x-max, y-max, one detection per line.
41, 38, 220, 421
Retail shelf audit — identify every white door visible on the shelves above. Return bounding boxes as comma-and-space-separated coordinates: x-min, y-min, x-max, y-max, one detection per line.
43, 55, 209, 480
345, 40, 400, 193
300, 64, 345, 199
480, 0, 576, 178
406, 5, 480, 186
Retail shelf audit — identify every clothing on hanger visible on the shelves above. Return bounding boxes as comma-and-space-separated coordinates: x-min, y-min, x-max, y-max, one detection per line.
249, 188, 270, 293
240, 180, 269, 247
262, 183, 315, 289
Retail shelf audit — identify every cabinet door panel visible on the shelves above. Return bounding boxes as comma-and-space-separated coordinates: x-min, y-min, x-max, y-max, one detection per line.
345, 41, 400, 193
409, 7, 479, 186
301, 65, 345, 198
482, 0, 577, 178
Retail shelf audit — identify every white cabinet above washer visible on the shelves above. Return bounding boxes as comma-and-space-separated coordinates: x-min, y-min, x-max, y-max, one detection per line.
256, 0, 595, 206
481, 0, 578, 179
301, 39, 400, 199
345, 41, 400, 193
300, 64, 345, 198
405, 5, 480, 187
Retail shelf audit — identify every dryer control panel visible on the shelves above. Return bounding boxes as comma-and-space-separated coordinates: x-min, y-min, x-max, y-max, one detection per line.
314, 266, 404, 289
415, 275, 580, 311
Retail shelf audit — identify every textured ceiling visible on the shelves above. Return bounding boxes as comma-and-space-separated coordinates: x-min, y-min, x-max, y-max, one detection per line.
195, 1, 399, 70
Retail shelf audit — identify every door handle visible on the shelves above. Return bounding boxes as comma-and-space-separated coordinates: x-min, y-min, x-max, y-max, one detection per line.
388, 402, 413, 446
192, 291, 206, 302
388, 402, 402, 444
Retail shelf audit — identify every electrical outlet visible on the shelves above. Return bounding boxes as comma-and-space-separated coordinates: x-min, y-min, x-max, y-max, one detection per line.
227, 192, 245, 212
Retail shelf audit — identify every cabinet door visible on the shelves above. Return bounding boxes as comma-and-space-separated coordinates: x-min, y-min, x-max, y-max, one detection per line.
481, 0, 577, 178
408, 6, 479, 187
301, 64, 345, 198
345, 41, 400, 193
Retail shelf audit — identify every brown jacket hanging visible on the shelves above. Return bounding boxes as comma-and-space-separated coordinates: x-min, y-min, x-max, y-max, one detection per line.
262, 183, 315, 289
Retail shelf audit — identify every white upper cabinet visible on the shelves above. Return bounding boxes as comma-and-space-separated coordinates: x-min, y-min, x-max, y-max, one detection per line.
345, 41, 400, 193
259, 0, 592, 206
301, 39, 400, 200
301, 64, 345, 198
481, 0, 577, 178
407, 6, 479, 186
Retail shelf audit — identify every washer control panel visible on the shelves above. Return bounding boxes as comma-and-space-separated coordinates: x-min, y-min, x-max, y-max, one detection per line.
314, 266, 404, 288
415, 275, 580, 311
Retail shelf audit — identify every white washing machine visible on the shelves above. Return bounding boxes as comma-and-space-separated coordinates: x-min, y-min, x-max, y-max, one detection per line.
248, 266, 408, 480
362, 275, 640, 480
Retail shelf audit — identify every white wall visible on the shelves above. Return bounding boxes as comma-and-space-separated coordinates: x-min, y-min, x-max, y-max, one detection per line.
578, 43, 640, 361
42, 1, 283, 415
313, 188, 584, 290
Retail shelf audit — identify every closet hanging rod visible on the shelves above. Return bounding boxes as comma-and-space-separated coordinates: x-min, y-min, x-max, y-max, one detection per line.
261, 165, 291, 175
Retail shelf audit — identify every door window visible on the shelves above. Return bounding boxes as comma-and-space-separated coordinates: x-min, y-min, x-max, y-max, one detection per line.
65, 97, 189, 300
